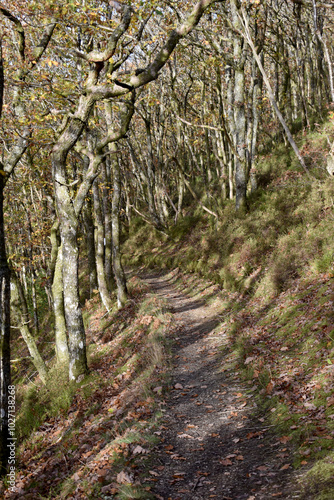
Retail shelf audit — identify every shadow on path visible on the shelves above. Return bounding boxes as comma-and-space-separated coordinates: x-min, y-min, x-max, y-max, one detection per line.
142, 270, 299, 500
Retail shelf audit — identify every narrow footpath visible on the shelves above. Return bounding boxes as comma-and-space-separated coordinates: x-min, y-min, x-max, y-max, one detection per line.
143, 270, 300, 500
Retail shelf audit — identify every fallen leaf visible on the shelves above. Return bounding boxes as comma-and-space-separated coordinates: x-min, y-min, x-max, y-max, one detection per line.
149, 470, 160, 477
175, 383, 184, 390
279, 436, 292, 444
300, 448, 311, 456
177, 433, 195, 439
280, 464, 290, 470
304, 402, 317, 410
116, 471, 132, 484
219, 458, 233, 466
133, 445, 147, 455
266, 381, 274, 394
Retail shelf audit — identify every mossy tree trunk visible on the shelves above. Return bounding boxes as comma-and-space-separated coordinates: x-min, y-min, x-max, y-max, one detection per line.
82, 198, 98, 298
230, 0, 248, 212
111, 150, 128, 309
52, 115, 90, 381
102, 160, 114, 292
92, 178, 114, 312
11, 271, 48, 383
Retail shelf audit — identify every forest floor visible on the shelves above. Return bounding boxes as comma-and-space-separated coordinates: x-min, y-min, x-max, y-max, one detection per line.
141, 269, 302, 500
5, 266, 329, 499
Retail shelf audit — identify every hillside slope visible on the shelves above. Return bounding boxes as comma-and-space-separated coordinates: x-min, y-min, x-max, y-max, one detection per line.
122, 122, 334, 499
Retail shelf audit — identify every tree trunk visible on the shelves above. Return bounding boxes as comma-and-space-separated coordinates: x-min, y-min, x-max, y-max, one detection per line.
82, 198, 98, 298
52, 244, 69, 366
93, 179, 114, 312
111, 144, 128, 309
11, 271, 48, 383
240, 7, 311, 178
52, 115, 89, 381
231, 0, 248, 212
102, 160, 114, 292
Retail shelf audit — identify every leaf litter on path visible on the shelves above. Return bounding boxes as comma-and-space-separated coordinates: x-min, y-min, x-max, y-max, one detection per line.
141, 270, 300, 500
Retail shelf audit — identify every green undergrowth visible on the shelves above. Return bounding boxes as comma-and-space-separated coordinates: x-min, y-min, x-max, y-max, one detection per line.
7, 276, 173, 499
123, 120, 334, 499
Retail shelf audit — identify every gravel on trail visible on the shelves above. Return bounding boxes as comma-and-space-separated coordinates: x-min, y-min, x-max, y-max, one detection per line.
143, 271, 300, 500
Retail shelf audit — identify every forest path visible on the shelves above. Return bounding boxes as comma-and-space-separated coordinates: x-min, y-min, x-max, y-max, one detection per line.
142, 270, 299, 500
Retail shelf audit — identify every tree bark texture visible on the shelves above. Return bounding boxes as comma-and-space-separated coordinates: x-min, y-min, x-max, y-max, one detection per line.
93, 179, 114, 312
111, 145, 128, 309
51, 244, 69, 367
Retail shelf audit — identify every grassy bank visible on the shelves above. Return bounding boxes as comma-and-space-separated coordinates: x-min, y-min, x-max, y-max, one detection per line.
3, 277, 173, 499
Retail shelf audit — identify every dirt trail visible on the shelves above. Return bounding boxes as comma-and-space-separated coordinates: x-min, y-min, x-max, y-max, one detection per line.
143, 270, 300, 500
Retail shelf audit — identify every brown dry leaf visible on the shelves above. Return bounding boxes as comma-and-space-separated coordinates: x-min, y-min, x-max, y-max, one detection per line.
247, 431, 260, 439
174, 383, 184, 390
280, 464, 290, 470
326, 396, 334, 406
116, 471, 132, 484
219, 458, 233, 466
228, 412, 238, 418
279, 436, 292, 444
257, 466, 268, 471
236, 455, 244, 461
266, 381, 274, 394
140, 315, 154, 325
177, 433, 195, 439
